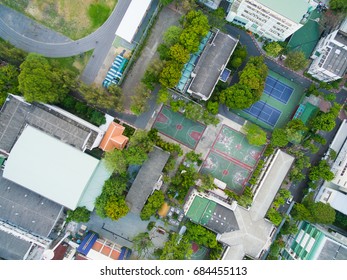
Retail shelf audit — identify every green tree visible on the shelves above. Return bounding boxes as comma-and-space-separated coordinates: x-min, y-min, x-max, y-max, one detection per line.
310, 112, 336, 132
280, 220, 299, 236
163, 26, 183, 47
207, 7, 226, 29
243, 123, 267, 146
0, 38, 27, 65
159, 61, 183, 88
66, 206, 91, 223
103, 149, 127, 174
107, 84, 124, 111
128, 129, 154, 153
291, 203, 312, 221
157, 43, 170, 60
182, 10, 210, 37
183, 102, 203, 120
169, 43, 190, 64
18, 53, 69, 103
267, 208, 283, 226
219, 84, 256, 109
0, 64, 20, 105
80, 83, 119, 109
159, 0, 174, 6
284, 51, 308, 71
104, 195, 129, 221
160, 233, 193, 260
329, 0, 347, 12
308, 160, 334, 181
130, 83, 151, 115
271, 128, 289, 147
125, 145, 148, 165
179, 28, 201, 53
102, 176, 128, 197
140, 190, 165, 220
185, 222, 218, 249
230, 57, 243, 69
285, 119, 307, 143
308, 202, 336, 224
157, 88, 170, 104
132, 232, 154, 259
207, 100, 219, 114
264, 42, 283, 57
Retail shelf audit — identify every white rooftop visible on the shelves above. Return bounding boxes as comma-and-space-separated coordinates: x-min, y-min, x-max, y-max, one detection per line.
3, 126, 99, 210
115, 0, 152, 43
316, 185, 347, 216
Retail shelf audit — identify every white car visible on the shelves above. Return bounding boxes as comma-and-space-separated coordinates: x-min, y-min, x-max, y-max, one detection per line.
286, 196, 294, 204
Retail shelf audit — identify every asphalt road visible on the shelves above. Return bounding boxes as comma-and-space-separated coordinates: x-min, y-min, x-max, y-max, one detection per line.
0, 0, 131, 84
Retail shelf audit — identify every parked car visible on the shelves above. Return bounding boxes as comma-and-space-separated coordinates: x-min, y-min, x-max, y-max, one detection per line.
286, 195, 294, 204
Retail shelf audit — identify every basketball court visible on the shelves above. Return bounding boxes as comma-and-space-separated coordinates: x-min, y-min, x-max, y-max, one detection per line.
200, 125, 264, 194
153, 106, 206, 149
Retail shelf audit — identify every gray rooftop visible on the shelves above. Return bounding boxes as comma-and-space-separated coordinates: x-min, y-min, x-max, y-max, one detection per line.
206, 203, 239, 234
0, 231, 31, 260
317, 239, 347, 260
322, 32, 347, 77
126, 146, 170, 214
0, 170, 63, 237
0, 169, 63, 260
0, 95, 98, 152
188, 31, 238, 100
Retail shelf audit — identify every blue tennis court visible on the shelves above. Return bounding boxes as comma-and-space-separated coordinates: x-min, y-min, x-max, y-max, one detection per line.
243, 101, 282, 127
264, 76, 293, 104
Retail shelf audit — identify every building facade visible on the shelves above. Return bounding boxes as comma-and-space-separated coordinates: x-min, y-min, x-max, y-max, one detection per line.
308, 29, 347, 82
226, 0, 316, 41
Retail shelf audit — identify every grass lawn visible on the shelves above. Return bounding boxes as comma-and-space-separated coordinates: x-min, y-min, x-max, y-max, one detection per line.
0, 0, 117, 40
47, 50, 94, 74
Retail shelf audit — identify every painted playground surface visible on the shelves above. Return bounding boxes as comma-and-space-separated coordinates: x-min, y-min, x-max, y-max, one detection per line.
201, 125, 264, 194
191, 242, 209, 260
153, 106, 206, 149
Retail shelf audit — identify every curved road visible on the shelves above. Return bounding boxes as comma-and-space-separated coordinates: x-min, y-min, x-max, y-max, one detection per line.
0, 0, 130, 57
0, 0, 131, 84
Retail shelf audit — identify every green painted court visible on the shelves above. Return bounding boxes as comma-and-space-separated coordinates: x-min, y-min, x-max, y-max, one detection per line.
200, 151, 251, 194
234, 70, 305, 131
213, 125, 263, 168
191, 242, 210, 260
153, 106, 206, 149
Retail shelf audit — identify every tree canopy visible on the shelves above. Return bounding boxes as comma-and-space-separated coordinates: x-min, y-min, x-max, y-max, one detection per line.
160, 233, 193, 260
219, 84, 255, 109
0, 64, 19, 106
284, 51, 308, 71
271, 128, 289, 147
18, 53, 72, 103
140, 190, 165, 220
66, 206, 91, 223
264, 42, 283, 57
243, 123, 267, 146
308, 160, 335, 182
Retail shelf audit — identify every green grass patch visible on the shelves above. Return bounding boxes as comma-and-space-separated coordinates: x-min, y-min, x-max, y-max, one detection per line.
88, 3, 111, 28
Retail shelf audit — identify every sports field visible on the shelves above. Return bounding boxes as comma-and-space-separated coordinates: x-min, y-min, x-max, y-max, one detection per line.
200, 125, 263, 194
153, 106, 206, 149
234, 70, 305, 131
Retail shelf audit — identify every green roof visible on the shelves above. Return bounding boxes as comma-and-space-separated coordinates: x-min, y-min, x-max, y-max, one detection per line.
300, 103, 319, 124
0, 156, 4, 166
186, 195, 211, 224
258, 0, 312, 23
287, 9, 322, 58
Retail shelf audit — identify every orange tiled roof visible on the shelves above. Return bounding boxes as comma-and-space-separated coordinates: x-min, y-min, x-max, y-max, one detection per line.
99, 122, 129, 151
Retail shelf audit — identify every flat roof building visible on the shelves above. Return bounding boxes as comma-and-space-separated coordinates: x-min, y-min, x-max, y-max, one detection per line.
0, 170, 63, 260
0, 95, 104, 153
3, 125, 110, 210
282, 221, 347, 260
226, 0, 317, 41
126, 146, 169, 214
115, 0, 152, 44
187, 30, 238, 101
308, 29, 347, 82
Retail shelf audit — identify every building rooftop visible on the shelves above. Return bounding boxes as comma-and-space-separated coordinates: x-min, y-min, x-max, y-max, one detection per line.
0, 95, 101, 153
258, 0, 314, 23
99, 122, 128, 151
317, 239, 347, 260
322, 41, 347, 77
316, 185, 347, 216
0, 232, 31, 260
126, 146, 169, 214
188, 31, 238, 100
115, 0, 152, 43
3, 126, 99, 210
0, 169, 63, 260
185, 193, 239, 234
250, 149, 295, 222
